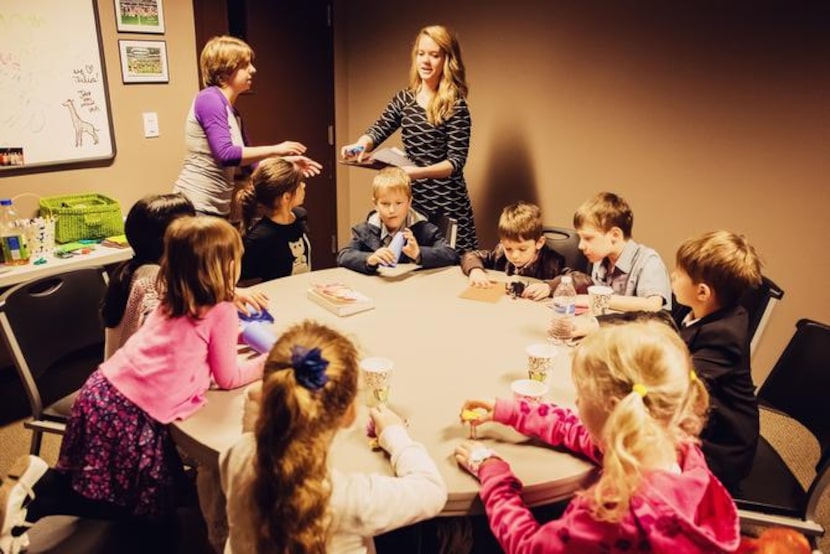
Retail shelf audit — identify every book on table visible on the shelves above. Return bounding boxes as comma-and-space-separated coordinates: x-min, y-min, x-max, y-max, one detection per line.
307, 282, 375, 316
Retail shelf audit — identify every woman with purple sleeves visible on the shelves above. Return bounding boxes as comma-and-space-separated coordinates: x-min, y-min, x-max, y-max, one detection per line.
174, 36, 321, 219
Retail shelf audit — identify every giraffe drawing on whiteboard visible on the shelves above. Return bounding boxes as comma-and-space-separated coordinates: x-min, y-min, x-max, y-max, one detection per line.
62, 99, 99, 147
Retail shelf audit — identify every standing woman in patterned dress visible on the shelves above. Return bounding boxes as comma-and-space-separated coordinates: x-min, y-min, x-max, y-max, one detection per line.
341, 25, 478, 252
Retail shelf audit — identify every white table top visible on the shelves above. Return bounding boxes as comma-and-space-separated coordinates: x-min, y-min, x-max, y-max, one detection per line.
0, 245, 133, 289
170, 266, 596, 516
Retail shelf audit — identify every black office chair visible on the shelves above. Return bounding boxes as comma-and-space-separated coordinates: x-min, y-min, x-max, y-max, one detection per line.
542, 226, 589, 273
0, 267, 108, 454
734, 318, 830, 541
431, 214, 458, 250
741, 276, 784, 358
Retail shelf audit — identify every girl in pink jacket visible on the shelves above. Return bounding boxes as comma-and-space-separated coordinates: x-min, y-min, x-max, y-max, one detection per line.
456, 320, 741, 553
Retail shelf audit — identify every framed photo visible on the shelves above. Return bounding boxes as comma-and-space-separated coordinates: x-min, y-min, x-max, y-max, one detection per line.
115, 0, 165, 34
118, 40, 169, 83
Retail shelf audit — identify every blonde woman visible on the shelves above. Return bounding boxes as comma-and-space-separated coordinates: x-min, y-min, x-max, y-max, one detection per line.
456, 321, 741, 553
221, 320, 447, 553
174, 35, 321, 218
342, 25, 477, 252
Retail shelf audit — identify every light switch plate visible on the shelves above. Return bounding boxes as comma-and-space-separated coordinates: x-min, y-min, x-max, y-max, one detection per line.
143, 112, 159, 138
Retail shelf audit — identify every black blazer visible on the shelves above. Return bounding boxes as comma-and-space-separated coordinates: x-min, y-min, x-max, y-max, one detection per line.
676, 304, 759, 487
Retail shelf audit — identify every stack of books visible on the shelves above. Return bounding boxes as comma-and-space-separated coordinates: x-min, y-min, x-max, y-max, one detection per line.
307, 282, 374, 316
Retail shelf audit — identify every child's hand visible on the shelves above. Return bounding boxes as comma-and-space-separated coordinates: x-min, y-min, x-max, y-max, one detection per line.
242, 381, 263, 432
400, 228, 420, 262
455, 440, 500, 479
459, 399, 495, 427
522, 282, 552, 301
367, 247, 397, 268
283, 155, 323, 178
234, 288, 270, 315
468, 268, 492, 288
369, 404, 406, 439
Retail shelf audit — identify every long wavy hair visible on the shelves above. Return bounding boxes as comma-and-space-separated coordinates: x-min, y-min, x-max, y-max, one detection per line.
101, 193, 194, 327
249, 320, 359, 553
408, 25, 468, 126
157, 216, 241, 319
239, 157, 304, 234
571, 320, 709, 522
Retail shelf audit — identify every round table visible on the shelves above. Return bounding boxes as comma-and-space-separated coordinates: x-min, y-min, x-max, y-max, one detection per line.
171, 266, 596, 516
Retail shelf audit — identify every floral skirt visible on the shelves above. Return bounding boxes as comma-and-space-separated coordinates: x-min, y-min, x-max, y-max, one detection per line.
56, 370, 188, 517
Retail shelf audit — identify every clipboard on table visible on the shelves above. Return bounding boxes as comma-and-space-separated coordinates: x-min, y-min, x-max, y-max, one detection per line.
338, 147, 413, 170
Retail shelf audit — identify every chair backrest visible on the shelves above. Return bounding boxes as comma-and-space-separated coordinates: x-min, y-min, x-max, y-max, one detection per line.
542, 226, 589, 273
431, 214, 458, 249
757, 319, 830, 464
740, 275, 784, 358
0, 267, 107, 417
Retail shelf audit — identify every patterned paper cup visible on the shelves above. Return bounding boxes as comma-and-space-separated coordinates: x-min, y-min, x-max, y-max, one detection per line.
526, 343, 558, 382
587, 285, 614, 316
360, 357, 394, 407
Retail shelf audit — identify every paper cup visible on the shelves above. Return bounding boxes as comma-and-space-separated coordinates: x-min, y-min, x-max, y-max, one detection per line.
511, 379, 549, 404
587, 285, 614, 316
360, 357, 394, 407
526, 343, 558, 382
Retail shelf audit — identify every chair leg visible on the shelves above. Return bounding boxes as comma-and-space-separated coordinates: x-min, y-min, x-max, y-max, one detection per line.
29, 430, 43, 456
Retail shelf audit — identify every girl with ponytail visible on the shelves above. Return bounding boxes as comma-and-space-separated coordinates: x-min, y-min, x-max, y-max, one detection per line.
221, 320, 447, 553
455, 321, 741, 553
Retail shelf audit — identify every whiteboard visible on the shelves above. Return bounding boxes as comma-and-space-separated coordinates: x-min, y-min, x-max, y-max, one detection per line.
0, 0, 115, 172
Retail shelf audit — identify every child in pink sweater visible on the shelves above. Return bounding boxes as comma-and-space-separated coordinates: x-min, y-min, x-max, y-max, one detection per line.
0, 216, 265, 553
455, 321, 741, 553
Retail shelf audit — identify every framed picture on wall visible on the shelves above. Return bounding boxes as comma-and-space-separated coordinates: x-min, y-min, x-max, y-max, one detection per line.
118, 40, 169, 83
115, 0, 165, 34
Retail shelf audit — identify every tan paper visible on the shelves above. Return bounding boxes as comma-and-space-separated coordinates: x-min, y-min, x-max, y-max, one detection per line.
459, 282, 504, 303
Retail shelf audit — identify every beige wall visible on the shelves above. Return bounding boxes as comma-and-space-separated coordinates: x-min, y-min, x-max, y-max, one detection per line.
1, 1, 198, 218
334, 1, 830, 384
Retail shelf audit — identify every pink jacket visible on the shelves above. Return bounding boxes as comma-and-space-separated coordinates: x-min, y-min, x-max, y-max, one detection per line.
479, 398, 740, 554
102, 301, 264, 423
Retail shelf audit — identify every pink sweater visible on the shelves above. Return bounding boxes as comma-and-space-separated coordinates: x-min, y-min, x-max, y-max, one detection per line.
478, 398, 740, 554
102, 302, 264, 423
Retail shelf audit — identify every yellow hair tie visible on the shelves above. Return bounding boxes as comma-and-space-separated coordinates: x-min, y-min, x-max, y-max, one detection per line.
690, 371, 698, 383
632, 383, 648, 398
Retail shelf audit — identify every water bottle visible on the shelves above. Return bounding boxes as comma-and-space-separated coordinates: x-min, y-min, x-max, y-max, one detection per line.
548, 275, 576, 344
0, 199, 29, 265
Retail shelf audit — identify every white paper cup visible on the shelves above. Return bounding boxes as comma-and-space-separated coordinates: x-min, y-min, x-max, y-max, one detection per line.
587, 285, 614, 316
360, 357, 394, 407
511, 379, 549, 404
526, 343, 558, 382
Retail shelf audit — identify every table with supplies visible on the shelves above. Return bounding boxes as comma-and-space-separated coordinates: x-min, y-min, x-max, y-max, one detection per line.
170, 266, 596, 516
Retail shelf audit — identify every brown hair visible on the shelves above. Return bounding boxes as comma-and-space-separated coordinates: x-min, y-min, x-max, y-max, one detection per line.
158, 216, 241, 318
372, 166, 412, 201
248, 320, 359, 553
497, 201, 543, 242
572, 321, 709, 522
675, 230, 763, 306
408, 25, 468, 126
573, 192, 634, 238
200, 35, 254, 88
240, 158, 304, 232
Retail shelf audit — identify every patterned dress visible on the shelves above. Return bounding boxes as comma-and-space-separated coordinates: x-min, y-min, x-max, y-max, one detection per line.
366, 89, 478, 252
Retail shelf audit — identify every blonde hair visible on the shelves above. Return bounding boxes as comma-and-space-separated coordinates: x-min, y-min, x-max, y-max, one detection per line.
408, 25, 468, 126
571, 321, 709, 522
158, 216, 241, 318
240, 158, 304, 232
573, 192, 634, 238
498, 201, 543, 242
372, 166, 412, 201
675, 230, 763, 306
248, 321, 359, 554
200, 35, 254, 88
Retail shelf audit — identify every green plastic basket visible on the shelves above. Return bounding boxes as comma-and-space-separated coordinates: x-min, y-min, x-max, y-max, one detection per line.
39, 193, 124, 243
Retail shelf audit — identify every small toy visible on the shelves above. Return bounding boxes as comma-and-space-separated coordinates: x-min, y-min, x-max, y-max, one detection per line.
237, 307, 274, 324
33, 257, 47, 265
461, 407, 488, 439
381, 232, 406, 267
346, 145, 365, 157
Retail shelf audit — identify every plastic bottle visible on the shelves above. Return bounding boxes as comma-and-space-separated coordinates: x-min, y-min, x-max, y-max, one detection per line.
241, 322, 277, 354
0, 199, 29, 265
548, 275, 576, 344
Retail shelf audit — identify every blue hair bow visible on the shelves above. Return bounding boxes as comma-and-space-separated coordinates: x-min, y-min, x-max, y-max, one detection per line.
291, 345, 330, 390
